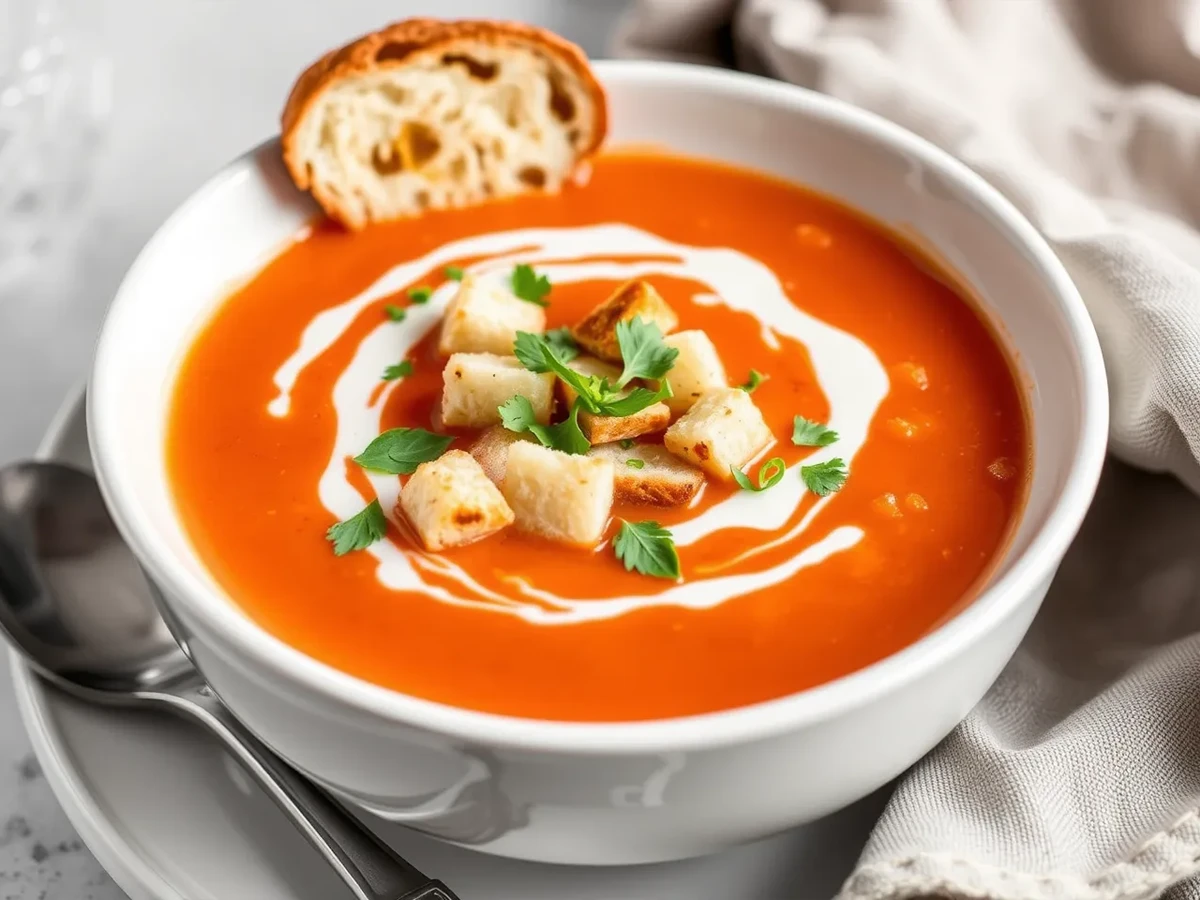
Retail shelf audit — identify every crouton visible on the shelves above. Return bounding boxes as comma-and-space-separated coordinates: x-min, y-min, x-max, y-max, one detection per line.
501, 442, 614, 546
399, 450, 514, 551
441, 353, 555, 428
589, 443, 705, 506
468, 425, 533, 485
581, 404, 671, 443
571, 280, 679, 362
438, 274, 546, 356
664, 388, 774, 480
556, 355, 670, 442
661, 331, 728, 415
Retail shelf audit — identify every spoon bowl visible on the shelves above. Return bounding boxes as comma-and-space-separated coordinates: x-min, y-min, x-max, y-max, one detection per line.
0, 459, 457, 900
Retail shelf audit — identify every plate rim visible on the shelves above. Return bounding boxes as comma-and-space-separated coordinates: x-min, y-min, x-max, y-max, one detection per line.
11, 382, 185, 900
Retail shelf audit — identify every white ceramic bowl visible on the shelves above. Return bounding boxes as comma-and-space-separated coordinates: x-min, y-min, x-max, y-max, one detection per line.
88, 60, 1107, 866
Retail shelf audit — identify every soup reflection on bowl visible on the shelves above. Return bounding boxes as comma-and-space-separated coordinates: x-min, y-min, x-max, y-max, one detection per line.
89, 61, 1106, 865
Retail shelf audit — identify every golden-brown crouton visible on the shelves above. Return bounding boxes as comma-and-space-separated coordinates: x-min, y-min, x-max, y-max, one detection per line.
589, 443, 705, 506
467, 425, 533, 486
664, 388, 774, 480
441, 353, 555, 428
661, 330, 728, 415
571, 280, 679, 362
581, 404, 671, 444
399, 450, 514, 550
438, 275, 546, 356
501, 442, 614, 546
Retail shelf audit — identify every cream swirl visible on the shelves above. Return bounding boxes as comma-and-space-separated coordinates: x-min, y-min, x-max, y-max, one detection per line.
268, 224, 888, 625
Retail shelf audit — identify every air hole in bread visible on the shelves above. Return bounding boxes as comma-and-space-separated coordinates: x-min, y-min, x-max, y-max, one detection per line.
375, 41, 420, 62
441, 53, 498, 81
548, 71, 575, 123
400, 121, 441, 167
450, 155, 467, 179
415, 190, 431, 210
518, 166, 546, 188
371, 145, 404, 175
380, 84, 408, 104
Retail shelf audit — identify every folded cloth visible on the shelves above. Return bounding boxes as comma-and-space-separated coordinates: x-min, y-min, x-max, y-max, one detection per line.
615, 2, 1200, 898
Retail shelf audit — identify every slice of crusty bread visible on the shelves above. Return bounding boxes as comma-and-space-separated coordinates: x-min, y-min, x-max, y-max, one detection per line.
281, 18, 607, 229
589, 442, 705, 507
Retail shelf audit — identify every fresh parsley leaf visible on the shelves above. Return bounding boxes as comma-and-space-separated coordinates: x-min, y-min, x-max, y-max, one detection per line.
513, 331, 554, 373
792, 416, 840, 447
626, 458, 645, 469
382, 360, 413, 381
544, 327, 580, 363
596, 379, 672, 418
510, 264, 551, 307
353, 428, 453, 475
620, 439, 636, 450
499, 396, 590, 455
444, 265, 464, 281
326, 499, 387, 556
384, 305, 407, 322
514, 334, 669, 419
801, 458, 848, 497
613, 520, 681, 580
740, 369, 768, 393
731, 457, 787, 492
615, 317, 679, 387
408, 285, 433, 304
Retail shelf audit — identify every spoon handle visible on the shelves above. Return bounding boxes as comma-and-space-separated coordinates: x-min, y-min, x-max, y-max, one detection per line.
157, 679, 459, 900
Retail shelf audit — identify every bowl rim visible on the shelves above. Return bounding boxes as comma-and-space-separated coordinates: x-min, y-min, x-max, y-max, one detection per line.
89, 58, 1109, 754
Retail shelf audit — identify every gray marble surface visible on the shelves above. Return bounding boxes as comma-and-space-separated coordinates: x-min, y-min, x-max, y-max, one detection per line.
0, 2, 630, 897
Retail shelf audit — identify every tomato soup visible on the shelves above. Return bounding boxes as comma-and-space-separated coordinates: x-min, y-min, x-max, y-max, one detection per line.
167, 152, 1029, 721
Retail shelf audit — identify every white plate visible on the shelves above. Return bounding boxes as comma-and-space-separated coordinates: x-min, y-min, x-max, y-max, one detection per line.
11, 388, 886, 900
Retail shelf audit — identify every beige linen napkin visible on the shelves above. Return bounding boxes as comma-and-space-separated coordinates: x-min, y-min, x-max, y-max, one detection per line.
616, 2, 1200, 898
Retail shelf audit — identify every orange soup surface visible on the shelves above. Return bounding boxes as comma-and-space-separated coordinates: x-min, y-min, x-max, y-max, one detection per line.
168, 152, 1029, 721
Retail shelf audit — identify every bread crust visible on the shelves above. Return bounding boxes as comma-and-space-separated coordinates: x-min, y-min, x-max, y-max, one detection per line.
281, 18, 608, 227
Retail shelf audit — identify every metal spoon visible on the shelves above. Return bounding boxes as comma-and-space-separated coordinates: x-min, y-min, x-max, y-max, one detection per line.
0, 460, 458, 900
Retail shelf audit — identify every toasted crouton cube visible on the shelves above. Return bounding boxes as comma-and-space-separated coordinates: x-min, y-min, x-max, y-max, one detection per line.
589, 443, 705, 507
399, 450, 514, 551
468, 425, 533, 486
501, 443, 615, 546
441, 353, 555, 429
664, 388, 774, 480
438, 275, 546, 357
581, 404, 671, 444
662, 331, 728, 415
571, 280, 679, 362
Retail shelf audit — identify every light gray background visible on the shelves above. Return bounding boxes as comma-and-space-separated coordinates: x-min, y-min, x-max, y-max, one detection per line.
0, 2, 629, 896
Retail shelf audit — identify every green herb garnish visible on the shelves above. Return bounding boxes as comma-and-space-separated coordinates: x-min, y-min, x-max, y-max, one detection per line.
620, 439, 636, 450
353, 428, 453, 475
626, 458, 645, 469
510, 264, 551, 307
613, 317, 679, 387
792, 416, 839, 448
498, 395, 590, 455
544, 327, 580, 363
613, 520, 680, 580
801, 458, 848, 497
408, 285, 433, 304
731, 457, 786, 492
326, 500, 386, 556
740, 369, 768, 393
382, 361, 413, 381
444, 265, 464, 281
513, 318, 676, 420
383, 305, 407, 322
